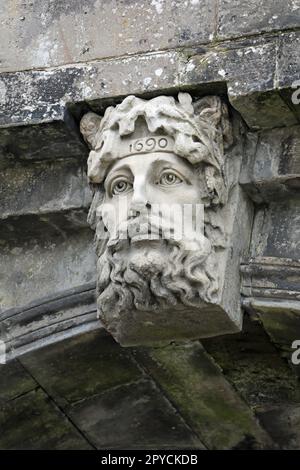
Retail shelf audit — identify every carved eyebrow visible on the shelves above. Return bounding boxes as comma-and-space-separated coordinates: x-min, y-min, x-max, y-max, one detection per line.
150, 159, 194, 178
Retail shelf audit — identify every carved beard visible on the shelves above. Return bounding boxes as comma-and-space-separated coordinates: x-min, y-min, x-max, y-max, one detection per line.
95, 219, 219, 326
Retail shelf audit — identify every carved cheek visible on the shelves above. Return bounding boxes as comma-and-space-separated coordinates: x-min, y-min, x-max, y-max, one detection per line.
169, 184, 202, 205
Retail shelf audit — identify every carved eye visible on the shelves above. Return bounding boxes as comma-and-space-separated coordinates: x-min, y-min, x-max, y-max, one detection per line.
159, 171, 183, 186
111, 179, 132, 195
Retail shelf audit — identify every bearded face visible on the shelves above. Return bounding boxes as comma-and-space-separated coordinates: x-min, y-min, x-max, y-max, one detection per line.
91, 151, 220, 342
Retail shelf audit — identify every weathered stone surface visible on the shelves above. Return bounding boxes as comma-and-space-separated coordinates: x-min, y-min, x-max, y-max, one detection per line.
0, 360, 37, 403
1, 315, 298, 450
20, 331, 142, 406
249, 200, 300, 260
0, 51, 181, 127
0, 211, 91, 242
181, 37, 276, 93
0, 0, 299, 451
243, 299, 300, 378
258, 405, 300, 450
276, 32, 300, 122
0, 160, 91, 220
277, 31, 300, 89
240, 125, 300, 202
0, 388, 92, 449
202, 316, 300, 408
1, 32, 299, 132
0, 0, 215, 73
218, 0, 300, 39
241, 258, 300, 301
255, 306, 300, 356
133, 341, 272, 449
0, 117, 88, 166
69, 378, 205, 450
0, 228, 96, 310
202, 315, 300, 449
1, 282, 98, 360
181, 35, 299, 129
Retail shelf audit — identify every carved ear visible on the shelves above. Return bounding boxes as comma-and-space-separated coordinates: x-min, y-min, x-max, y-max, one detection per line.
193, 96, 233, 149
80, 112, 102, 149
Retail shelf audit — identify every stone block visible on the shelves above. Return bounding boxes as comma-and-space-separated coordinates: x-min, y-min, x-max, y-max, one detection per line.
0, 117, 88, 164
1, 281, 98, 360
0, 388, 92, 449
1, 33, 299, 134
180, 36, 299, 129
133, 341, 272, 449
0, 160, 91, 220
218, 0, 300, 39
20, 331, 142, 406
68, 378, 205, 450
0, 360, 37, 403
258, 405, 300, 449
250, 200, 300, 259
0, 51, 181, 128
202, 316, 300, 408
0, 0, 215, 73
202, 315, 300, 449
240, 125, 300, 202
0, 228, 96, 311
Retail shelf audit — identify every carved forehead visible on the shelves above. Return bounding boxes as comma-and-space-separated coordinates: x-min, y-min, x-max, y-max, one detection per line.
105, 151, 196, 178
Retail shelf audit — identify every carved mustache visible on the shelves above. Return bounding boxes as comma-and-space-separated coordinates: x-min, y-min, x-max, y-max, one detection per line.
107, 215, 170, 245
104, 214, 211, 254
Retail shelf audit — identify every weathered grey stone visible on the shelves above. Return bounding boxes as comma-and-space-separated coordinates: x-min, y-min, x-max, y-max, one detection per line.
277, 32, 300, 122
258, 405, 300, 449
202, 315, 300, 449
218, 0, 300, 39
133, 341, 273, 449
0, 0, 215, 73
178, 35, 299, 128
0, 228, 96, 311
0, 116, 88, 165
1, 282, 98, 360
1, 32, 299, 132
68, 378, 205, 450
0, 388, 92, 449
249, 200, 300, 260
0, 160, 91, 220
202, 315, 300, 408
240, 126, 300, 202
243, 298, 300, 378
278, 31, 300, 85
0, 211, 91, 242
0, 360, 37, 403
20, 331, 143, 406
0, 51, 181, 127
241, 258, 300, 301
0, 0, 299, 451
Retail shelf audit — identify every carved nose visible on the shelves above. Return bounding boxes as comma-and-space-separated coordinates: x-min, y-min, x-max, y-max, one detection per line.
129, 177, 150, 217
128, 202, 151, 218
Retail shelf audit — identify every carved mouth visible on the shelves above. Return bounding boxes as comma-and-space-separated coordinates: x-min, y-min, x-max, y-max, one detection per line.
127, 220, 168, 242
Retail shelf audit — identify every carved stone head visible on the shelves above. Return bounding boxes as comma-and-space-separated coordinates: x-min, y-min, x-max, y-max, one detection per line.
80, 93, 249, 346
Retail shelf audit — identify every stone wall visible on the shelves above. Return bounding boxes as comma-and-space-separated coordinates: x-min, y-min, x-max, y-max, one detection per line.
0, 0, 299, 449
